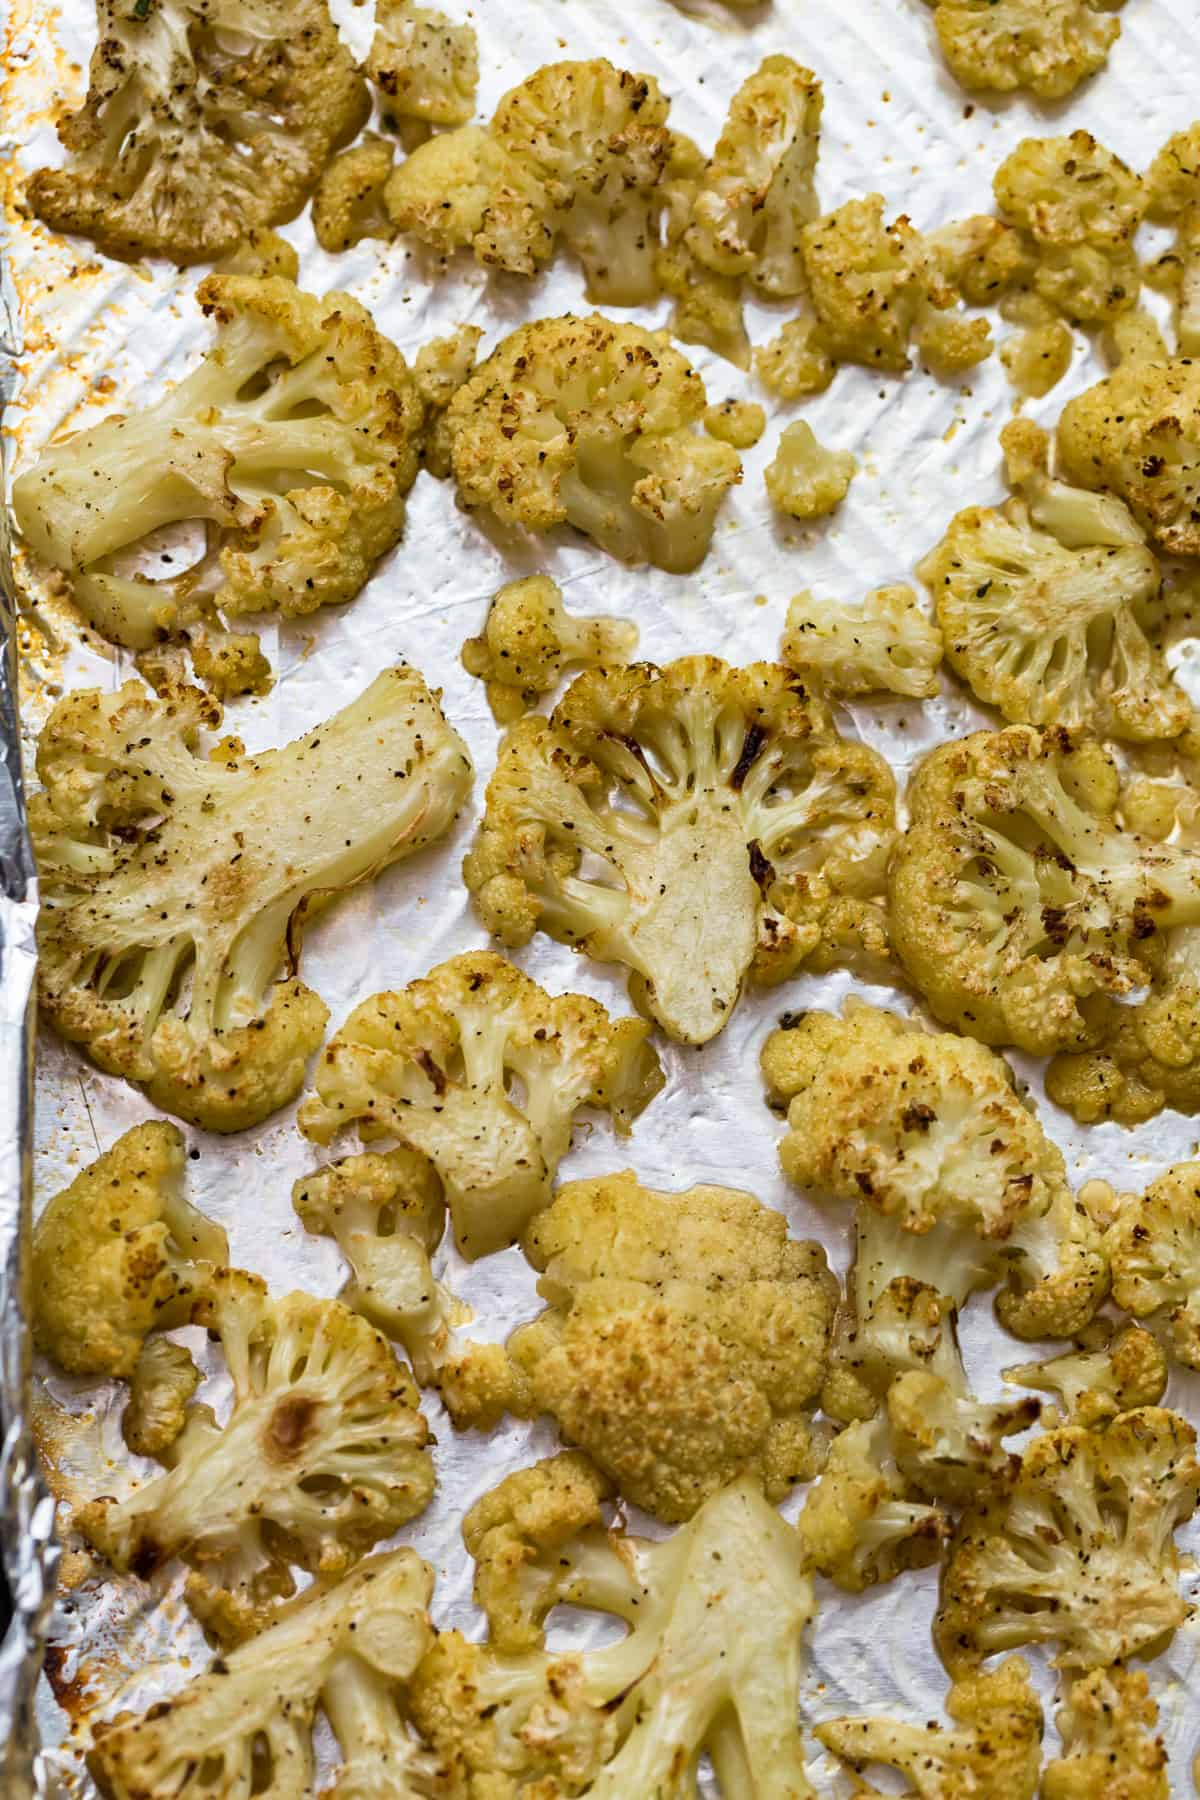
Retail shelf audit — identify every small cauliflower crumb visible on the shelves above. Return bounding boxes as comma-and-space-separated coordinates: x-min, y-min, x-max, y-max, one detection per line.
754, 312, 836, 398
703, 399, 766, 448
1000, 319, 1074, 396
765, 420, 856, 519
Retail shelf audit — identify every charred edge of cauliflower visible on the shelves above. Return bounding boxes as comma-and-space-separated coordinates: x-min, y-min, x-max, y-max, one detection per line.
781, 585, 942, 699
298, 950, 664, 1260
32, 1120, 227, 1379
461, 574, 638, 724
507, 1169, 837, 1521
465, 656, 897, 1046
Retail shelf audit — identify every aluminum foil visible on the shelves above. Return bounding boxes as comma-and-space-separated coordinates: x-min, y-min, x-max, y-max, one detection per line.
6, 0, 1200, 1790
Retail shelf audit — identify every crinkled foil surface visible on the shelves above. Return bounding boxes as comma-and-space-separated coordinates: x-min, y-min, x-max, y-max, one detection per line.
5, 0, 1200, 1791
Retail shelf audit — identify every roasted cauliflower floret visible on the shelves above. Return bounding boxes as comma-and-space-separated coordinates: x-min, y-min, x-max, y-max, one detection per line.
685, 55, 821, 298
928, 0, 1122, 100
88, 1548, 435, 1800
1003, 1323, 1167, 1428
32, 1121, 226, 1379
444, 315, 741, 573
704, 399, 765, 449
754, 311, 836, 398
888, 725, 1200, 1056
216, 228, 300, 279
818, 1658, 1043, 1799
796, 1415, 948, 1592
1000, 319, 1074, 398
801, 194, 955, 374
78, 1269, 435, 1618
994, 131, 1143, 323
928, 214, 1036, 307
1042, 1667, 1169, 1800
123, 1337, 202, 1460
311, 137, 395, 253
765, 420, 857, 520
506, 1170, 837, 1521
32, 669, 471, 1132
1057, 357, 1200, 556
366, 0, 478, 127
1107, 1163, 1200, 1368
26, 0, 367, 263
461, 574, 638, 724
657, 133, 751, 371
781, 585, 942, 699
411, 1472, 817, 1798
299, 951, 662, 1260
384, 124, 554, 275
12, 275, 423, 649
936, 1408, 1200, 1674
465, 657, 896, 1045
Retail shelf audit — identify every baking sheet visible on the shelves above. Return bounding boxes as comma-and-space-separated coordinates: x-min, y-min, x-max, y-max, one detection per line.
5, 0, 1200, 1789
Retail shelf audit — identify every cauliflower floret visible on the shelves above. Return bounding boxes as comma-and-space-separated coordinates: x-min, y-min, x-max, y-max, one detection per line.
929, 0, 1123, 99
78, 1269, 435, 1619
185, 626, 273, 701
413, 323, 483, 479
384, 124, 555, 275
656, 134, 751, 370
1042, 1667, 1169, 1800
506, 1170, 837, 1521
1106, 1164, 1200, 1368
1107, 308, 1171, 365
754, 311, 836, 398
299, 951, 662, 1260
1003, 1323, 1167, 1429
797, 1416, 948, 1592
928, 214, 1036, 306
936, 1408, 1200, 1674
312, 137, 395, 253
765, 421, 857, 520
704, 399, 765, 448
888, 725, 1200, 1056
465, 657, 896, 1044
411, 1471, 817, 1797
12, 275, 423, 649
685, 55, 822, 298
215, 227, 300, 280
994, 131, 1143, 323
1001, 319, 1074, 397
461, 574, 638, 724
31, 1121, 227, 1379
444, 314, 741, 572
122, 1337, 202, 1460
818, 1658, 1042, 1799
917, 309, 994, 379
365, 0, 478, 127
801, 194, 957, 374
87, 1547, 435, 1800
25, 0, 367, 263
917, 476, 1188, 742
292, 1148, 525, 1430
32, 668, 471, 1132
781, 585, 943, 699
1057, 357, 1200, 556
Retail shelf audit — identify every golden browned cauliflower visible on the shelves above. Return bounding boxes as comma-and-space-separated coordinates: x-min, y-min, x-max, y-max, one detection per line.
703, 399, 766, 448
26, 0, 368, 263
506, 1170, 837, 1521
465, 657, 896, 1045
1057, 357, 1200, 556
1003, 1323, 1167, 1429
12, 275, 424, 650
444, 314, 741, 572
1000, 317, 1075, 397
928, 214, 1036, 306
656, 133, 752, 371
384, 124, 553, 275
817, 1658, 1043, 1799
1042, 1667, 1169, 1800
888, 725, 1200, 1057
936, 1408, 1200, 1675
781, 585, 942, 699
122, 1337, 202, 1460
31, 668, 471, 1131
928, 0, 1123, 100
765, 421, 857, 520
1106, 1163, 1200, 1369
796, 1415, 948, 1592
993, 130, 1143, 323
32, 1120, 226, 1379
215, 227, 300, 279
311, 137, 395, 253
299, 951, 662, 1260
365, 0, 478, 128
461, 574, 638, 724
754, 312, 836, 399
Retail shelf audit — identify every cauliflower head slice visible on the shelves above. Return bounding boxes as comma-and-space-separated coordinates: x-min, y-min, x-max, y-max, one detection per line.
461, 573, 638, 725
465, 656, 897, 1045
366, 0, 478, 127
935, 1407, 1200, 1675
312, 137, 395, 254
78, 1269, 435, 1600
12, 274, 424, 649
918, 494, 1187, 742
1107, 1163, 1200, 1368
765, 421, 857, 520
1057, 357, 1200, 557
25, 0, 368, 264
445, 314, 740, 572
817, 1657, 1043, 1800
781, 585, 942, 700
87, 1547, 434, 1800
930, 0, 1122, 100
888, 725, 1200, 1056
33, 668, 471, 1132
1003, 1323, 1167, 1429
801, 194, 950, 373
1042, 1667, 1169, 1800
31, 1120, 226, 1379
507, 1169, 837, 1521
796, 1415, 949, 1592
299, 951, 663, 1260
685, 55, 822, 297
412, 1470, 818, 1799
